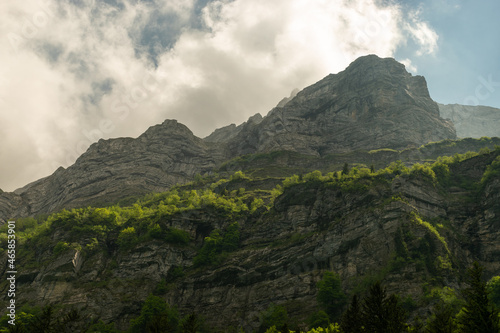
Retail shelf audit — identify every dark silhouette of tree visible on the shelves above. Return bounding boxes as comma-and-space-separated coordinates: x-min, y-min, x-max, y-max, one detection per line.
342, 163, 349, 176
181, 313, 204, 333
425, 301, 456, 333
341, 294, 363, 333
129, 294, 179, 333
362, 282, 406, 333
457, 262, 499, 333
308, 310, 330, 329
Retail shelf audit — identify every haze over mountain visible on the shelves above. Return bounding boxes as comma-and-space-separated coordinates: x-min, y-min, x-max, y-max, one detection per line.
2, 55, 500, 224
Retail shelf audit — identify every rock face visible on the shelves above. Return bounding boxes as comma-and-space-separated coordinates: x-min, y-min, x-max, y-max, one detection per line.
0, 120, 219, 222
225, 55, 456, 156
6, 151, 500, 331
0, 55, 459, 223
438, 103, 500, 138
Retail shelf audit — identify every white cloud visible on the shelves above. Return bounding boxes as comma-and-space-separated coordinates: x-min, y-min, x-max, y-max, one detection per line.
405, 9, 439, 56
400, 58, 418, 73
0, 0, 439, 191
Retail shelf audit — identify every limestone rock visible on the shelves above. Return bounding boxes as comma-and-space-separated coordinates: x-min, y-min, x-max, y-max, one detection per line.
227, 55, 456, 157
438, 103, 500, 138
0, 55, 464, 223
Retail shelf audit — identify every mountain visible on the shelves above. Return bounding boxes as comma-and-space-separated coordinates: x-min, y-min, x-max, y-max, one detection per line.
223, 55, 456, 156
4, 147, 500, 331
2, 54, 500, 331
438, 103, 500, 138
0, 55, 459, 223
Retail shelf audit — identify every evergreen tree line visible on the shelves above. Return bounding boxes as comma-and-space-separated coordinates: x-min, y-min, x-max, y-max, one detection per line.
1, 263, 499, 332
263, 262, 500, 333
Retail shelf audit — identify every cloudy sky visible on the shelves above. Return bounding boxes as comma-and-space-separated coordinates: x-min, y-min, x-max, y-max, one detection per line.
1, 0, 499, 192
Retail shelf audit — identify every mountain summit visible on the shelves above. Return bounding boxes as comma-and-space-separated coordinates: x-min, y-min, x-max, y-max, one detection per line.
221, 55, 456, 156
0, 55, 458, 222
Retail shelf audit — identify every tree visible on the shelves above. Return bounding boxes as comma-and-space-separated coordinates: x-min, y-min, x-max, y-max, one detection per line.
362, 282, 406, 333
129, 294, 179, 333
457, 262, 499, 333
487, 276, 500, 310
180, 313, 203, 333
259, 304, 289, 333
316, 271, 347, 320
342, 163, 349, 176
308, 310, 330, 329
425, 301, 456, 333
341, 295, 363, 333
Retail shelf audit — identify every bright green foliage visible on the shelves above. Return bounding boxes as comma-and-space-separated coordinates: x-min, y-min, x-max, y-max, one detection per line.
230, 170, 250, 181
264, 323, 342, 333
259, 304, 289, 333
487, 276, 500, 309
316, 271, 347, 320
457, 262, 499, 333
251, 198, 265, 213
304, 170, 323, 182
481, 156, 500, 185
386, 160, 409, 175
129, 294, 179, 333
410, 163, 436, 182
193, 229, 223, 267
411, 212, 449, 253
283, 174, 302, 188
117, 227, 137, 250
309, 323, 342, 333
52, 241, 70, 256
193, 223, 240, 266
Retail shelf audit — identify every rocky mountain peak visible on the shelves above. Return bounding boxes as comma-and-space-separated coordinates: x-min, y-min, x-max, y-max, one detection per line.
0, 55, 461, 222
139, 119, 195, 141
226, 55, 455, 156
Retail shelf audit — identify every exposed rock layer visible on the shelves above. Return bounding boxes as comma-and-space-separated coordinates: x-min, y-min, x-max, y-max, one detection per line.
4, 151, 500, 331
438, 103, 500, 138
0, 55, 469, 223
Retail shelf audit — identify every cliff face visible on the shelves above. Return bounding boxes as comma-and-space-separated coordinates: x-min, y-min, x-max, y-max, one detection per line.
6, 151, 500, 331
0, 55, 466, 224
225, 55, 456, 156
0, 120, 220, 223
438, 103, 500, 138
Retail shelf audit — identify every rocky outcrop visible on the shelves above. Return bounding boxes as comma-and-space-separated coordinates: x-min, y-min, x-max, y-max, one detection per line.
438, 103, 500, 138
7, 151, 500, 331
0, 55, 462, 223
226, 55, 456, 156
0, 120, 220, 223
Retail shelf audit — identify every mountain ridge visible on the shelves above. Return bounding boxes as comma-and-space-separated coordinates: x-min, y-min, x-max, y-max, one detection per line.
1, 55, 499, 224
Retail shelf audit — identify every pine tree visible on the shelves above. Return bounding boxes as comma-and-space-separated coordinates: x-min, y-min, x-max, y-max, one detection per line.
342, 163, 349, 176
341, 295, 363, 333
457, 262, 499, 333
425, 301, 456, 333
362, 282, 406, 333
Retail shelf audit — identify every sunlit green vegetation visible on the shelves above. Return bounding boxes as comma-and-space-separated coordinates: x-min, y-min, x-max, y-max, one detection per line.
1, 146, 500, 332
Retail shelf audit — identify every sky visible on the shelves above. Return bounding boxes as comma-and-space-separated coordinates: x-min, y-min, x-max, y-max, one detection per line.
0, 0, 499, 192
